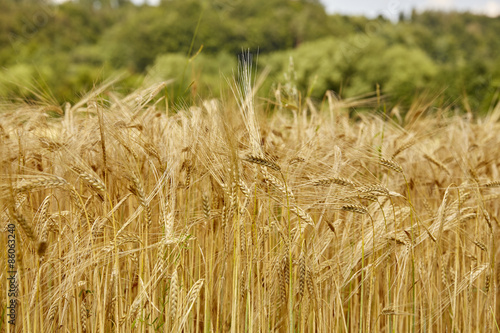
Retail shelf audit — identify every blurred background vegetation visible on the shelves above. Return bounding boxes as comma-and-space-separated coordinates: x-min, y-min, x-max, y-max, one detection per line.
1, 0, 499, 113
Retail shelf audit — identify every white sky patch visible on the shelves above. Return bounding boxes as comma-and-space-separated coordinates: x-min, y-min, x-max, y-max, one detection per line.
424, 0, 455, 10
473, 1, 500, 16
320, 0, 500, 18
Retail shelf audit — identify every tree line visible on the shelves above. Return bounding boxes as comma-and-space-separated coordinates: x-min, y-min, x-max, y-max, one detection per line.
1, 0, 499, 112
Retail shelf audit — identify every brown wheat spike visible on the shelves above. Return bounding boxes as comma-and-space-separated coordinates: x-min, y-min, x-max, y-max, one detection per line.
170, 269, 178, 320
482, 208, 493, 232
240, 270, 247, 300
37, 195, 50, 223
474, 241, 487, 251
306, 268, 315, 301
298, 250, 306, 301
301, 295, 310, 328
11, 210, 35, 242
391, 139, 416, 158
106, 270, 117, 320
381, 307, 396, 315
313, 176, 355, 187
238, 177, 250, 194
229, 173, 238, 212
380, 158, 403, 173
483, 180, 500, 188
14, 175, 67, 193
37, 216, 50, 256
422, 197, 433, 216
282, 253, 291, 283
277, 259, 287, 305
441, 253, 449, 287
71, 166, 106, 192
386, 235, 408, 246
184, 279, 204, 314
289, 204, 315, 226
81, 296, 87, 333
47, 298, 58, 322
115, 233, 142, 247
342, 204, 368, 215
238, 178, 251, 211
29, 270, 41, 309
130, 172, 152, 226
359, 194, 378, 202
202, 194, 210, 221
423, 154, 451, 175
69, 186, 85, 212
467, 265, 473, 304
184, 161, 192, 189
114, 133, 139, 161
262, 169, 294, 199
143, 142, 162, 165
164, 210, 175, 240
240, 219, 247, 259
128, 292, 145, 322
359, 185, 389, 195
244, 155, 281, 172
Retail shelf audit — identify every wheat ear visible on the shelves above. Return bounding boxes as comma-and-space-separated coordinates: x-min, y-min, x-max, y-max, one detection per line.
14, 175, 67, 193
244, 155, 281, 172
170, 269, 179, 321
313, 176, 354, 187
130, 172, 152, 226
71, 166, 106, 192
342, 204, 368, 215
380, 158, 403, 173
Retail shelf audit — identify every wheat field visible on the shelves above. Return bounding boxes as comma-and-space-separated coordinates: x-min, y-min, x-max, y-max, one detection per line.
1, 72, 500, 332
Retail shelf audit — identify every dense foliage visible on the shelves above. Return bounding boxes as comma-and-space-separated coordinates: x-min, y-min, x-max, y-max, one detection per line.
1, 0, 499, 112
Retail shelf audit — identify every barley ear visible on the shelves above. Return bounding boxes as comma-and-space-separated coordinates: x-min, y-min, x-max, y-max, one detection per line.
298, 250, 306, 301
170, 269, 179, 320
380, 157, 403, 173
244, 155, 281, 172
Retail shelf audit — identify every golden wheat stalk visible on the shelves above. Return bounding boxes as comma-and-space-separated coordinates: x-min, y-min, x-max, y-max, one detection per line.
391, 139, 416, 158
244, 155, 281, 172
341, 204, 368, 215
130, 171, 152, 226
10, 209, 36, 242
80, 296, 88, 333
358, 185, 389, 195
71, 166, 106, 192
289, 204, 315, 226
179, 279, 204, 329
261, 168, 294, 199
313, 176, 355, 187
202, 194, 210, 221
380, 158, 403, 173
170, 269, 179, 320
14, 175, 67, 193
483, 180, 500, 188
423, 153, 451, 175
298, 250, 306, 301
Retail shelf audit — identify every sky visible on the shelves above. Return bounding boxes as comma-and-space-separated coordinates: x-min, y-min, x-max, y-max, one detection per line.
126, 0, 500, 18
319, 0, 500, 18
